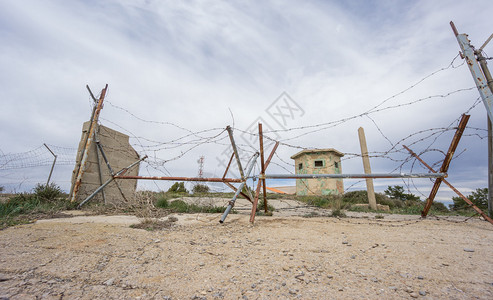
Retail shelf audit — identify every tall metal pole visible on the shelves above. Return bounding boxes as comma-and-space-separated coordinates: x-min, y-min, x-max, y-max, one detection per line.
260, 173, 445, 179
477, 52, 493, 217
450, 22, 493, 121
489, 117, 493, 217
226, 126, 245, 180
451, 22, 493, 217
43, 143, 57, 186
93, 131, 106, 204
220, 152, 259, 223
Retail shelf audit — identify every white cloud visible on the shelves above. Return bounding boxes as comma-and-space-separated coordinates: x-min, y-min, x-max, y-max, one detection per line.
0, 0, 491, 199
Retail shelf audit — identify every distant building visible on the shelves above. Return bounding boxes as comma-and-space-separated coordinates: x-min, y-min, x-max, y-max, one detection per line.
290, 149, 344, 196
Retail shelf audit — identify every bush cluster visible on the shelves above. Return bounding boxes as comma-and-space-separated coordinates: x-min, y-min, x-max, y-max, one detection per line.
192, 184, 210, 194
33, 183, 64, 202
1, 183, 74, 229
167, 182, 188, 193
451, 188, 488, 212
163, 199, 226, 214
296, 186, 453, 215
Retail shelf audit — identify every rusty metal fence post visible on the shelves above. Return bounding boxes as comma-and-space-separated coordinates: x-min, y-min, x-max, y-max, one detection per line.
220, 152, 259, 223
43, 143, 57, 186
70, 84, 108, 202
78, 156, 146, 208
404, 145, 493, 225
421, 114, 469, 217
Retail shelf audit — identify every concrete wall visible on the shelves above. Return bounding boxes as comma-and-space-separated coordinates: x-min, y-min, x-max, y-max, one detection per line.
70, 121, 140, 204
293, 152, 343, 196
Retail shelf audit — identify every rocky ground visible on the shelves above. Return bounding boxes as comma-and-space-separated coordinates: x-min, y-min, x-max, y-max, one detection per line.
0, 200, 493, 299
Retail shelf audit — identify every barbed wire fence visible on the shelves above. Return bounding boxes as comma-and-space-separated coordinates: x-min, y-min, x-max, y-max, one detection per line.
0, 53, 487, 201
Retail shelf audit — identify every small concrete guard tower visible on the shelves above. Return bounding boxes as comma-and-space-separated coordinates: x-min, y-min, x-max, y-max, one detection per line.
291, 149, 344, 196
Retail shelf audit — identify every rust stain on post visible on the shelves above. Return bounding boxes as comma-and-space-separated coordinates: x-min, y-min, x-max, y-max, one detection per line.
450, 21, 459, 37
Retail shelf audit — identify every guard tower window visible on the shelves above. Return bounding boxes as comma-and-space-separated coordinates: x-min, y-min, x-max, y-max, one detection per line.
334, 162, 339, 169
314, 160, 324, 168
298, 163, 303, 170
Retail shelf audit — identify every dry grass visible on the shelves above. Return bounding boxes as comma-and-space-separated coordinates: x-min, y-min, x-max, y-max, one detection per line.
130, 216, 178, 231
85, 190, 171, 220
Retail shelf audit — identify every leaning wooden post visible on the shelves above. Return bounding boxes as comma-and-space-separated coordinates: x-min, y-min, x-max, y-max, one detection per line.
258, 123, 268, 213
70, 84, 108, 202
358, 127, 377, 210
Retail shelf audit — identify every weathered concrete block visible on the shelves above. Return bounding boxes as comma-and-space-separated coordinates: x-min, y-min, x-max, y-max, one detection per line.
70, 122, 140, 205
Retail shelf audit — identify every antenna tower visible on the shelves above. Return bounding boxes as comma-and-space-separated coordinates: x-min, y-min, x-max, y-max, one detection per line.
197, 156, 205, 178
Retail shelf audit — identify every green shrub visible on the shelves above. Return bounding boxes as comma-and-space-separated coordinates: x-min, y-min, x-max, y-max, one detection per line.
168, 200, 189, 212
1, 186, 76, 229
303, 212, 320, 218
342, 190, 403, 209
347, 204, 370, 212
155, 197, 169, 208
431, 201, 449, 212
296, 195, 339, 209
264, 193, 286, 200
297, 190, 429, 214
391, 198, 405, 208
33, 182, 64, 202
384, 185, 420, 201
390, 203, 424, 215
341, 191, 369, 204
0, 194, 37, 217
192, 184, 210, 194
330, 208, 346, 218
197, 205, 226, 214
257, 199, 275, 212
167, 182, 188, 193
165, 200, 229, 214
2, 187, 71, 219
130, 217, 177, 231
451, 188, 487, 211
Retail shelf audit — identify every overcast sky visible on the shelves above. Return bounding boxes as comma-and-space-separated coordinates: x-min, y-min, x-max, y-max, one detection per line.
1, 0, 492, 204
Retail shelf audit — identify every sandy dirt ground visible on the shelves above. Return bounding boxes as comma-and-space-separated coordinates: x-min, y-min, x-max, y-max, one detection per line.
1, 199, 493, 299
